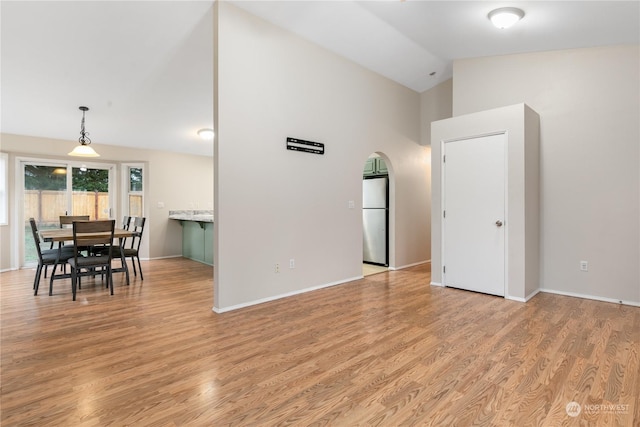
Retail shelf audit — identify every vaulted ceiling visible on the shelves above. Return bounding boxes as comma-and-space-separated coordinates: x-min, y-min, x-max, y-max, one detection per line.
2, 1, 638, 157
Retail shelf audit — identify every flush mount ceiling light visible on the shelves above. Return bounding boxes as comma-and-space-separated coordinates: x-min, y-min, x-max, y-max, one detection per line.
197, 128, 214, 140
68, 106, 100, 157
488, 7, 525, 29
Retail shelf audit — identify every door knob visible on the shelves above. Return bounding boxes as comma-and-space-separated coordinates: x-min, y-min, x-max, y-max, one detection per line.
495, 220, 503, 227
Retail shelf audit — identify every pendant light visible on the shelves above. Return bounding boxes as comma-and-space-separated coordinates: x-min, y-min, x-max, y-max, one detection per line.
68, 106, 100, 157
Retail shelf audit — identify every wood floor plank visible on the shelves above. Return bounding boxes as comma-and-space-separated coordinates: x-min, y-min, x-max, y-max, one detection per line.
1, 259, 638, 426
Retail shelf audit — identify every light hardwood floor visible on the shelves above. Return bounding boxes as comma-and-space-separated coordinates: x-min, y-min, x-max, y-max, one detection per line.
1, 258, 638, 426
362, 263, 389, 277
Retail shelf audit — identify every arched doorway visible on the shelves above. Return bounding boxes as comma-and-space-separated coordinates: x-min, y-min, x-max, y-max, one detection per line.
362, 152, 391, 276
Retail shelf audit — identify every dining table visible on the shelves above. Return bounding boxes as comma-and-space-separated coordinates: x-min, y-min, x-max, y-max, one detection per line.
39, 227, 135, 295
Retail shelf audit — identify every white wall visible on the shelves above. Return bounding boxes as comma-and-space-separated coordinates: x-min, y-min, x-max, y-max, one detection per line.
420, 78, 453, 147
419, 79, 453, 264
0, 133, 214, 271
214, 3, 429, 311
452, 45, 640, 305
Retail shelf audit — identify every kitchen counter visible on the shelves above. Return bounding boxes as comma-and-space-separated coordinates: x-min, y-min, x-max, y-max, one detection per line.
169, 210, 214, 265
168, 210, 213, 223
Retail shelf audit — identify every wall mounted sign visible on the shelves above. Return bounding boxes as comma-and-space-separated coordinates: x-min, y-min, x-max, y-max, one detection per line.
286, 137, 324, 155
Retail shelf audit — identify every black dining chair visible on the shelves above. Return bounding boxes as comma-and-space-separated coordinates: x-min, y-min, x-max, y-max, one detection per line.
122, 215, 131, 230
97, 216, 145, 280
126, 216, 146, 280
67, 220, 115, 301
89, 216, 131, 256
59, 215, 91, 252
59, 215, 91, 227
29, 218, 74, 296
112, 215, 131, 251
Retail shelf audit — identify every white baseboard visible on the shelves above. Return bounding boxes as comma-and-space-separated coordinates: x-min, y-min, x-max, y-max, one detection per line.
539, 288, 640, 307
525, 288, 541, 302
423, 284, 637, 307
391, 259, 430, 271
506, 288, 541, 303
213, 275, 363, 313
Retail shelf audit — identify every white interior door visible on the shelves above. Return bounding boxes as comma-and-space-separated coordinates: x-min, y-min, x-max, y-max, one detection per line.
443, 133, 506, 296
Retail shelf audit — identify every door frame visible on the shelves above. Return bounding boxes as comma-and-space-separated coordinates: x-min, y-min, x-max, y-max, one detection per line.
440, 131, 509, 296
361, 152, 394, 271
14, 156, 116, 268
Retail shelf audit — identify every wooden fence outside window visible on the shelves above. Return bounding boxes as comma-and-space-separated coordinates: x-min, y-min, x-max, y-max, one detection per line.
24, 190, 110, 225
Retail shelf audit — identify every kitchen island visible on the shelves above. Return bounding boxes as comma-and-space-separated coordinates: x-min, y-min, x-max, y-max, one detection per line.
169, 210, 213, 266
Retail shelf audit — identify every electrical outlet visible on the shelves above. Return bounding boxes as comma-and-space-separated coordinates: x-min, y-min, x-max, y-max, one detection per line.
275, 263, 280, 273
348, 200, 355, 209
580, 261, 588, 272
289, 259, 295, 269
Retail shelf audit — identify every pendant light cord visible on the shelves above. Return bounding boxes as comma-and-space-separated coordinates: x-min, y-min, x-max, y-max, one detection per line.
79, 106, 91, 146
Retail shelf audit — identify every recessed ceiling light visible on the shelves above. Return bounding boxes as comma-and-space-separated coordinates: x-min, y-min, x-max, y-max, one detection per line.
197, 128, 214, 140
488, 7, 525, 29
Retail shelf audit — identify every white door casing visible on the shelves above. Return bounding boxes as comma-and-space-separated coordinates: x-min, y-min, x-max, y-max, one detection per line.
442, 133, 506, 296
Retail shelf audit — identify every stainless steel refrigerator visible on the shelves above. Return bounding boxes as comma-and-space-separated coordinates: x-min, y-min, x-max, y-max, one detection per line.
363, 176, 388, 266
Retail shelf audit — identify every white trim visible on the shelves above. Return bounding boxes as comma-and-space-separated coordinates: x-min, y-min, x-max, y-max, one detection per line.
12, 156, 23, 270
503, 132, 509, 298
540, 288, 640, 307
148, 255, 183, 260
441, 132, 508, 296
440, 139, 445, 287
212, 275, 362, 313
441, 131, 508, 143
430, 281, 444, 287
524, 288, 541, 302
0, 152, 8, 225
121, 162, 145, 219
505, 288, 540, 303
390, 259, 430, 270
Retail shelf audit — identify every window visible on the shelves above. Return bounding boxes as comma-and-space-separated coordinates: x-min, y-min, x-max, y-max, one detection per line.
123, 164, 144, 217
71, 166, 111, 219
